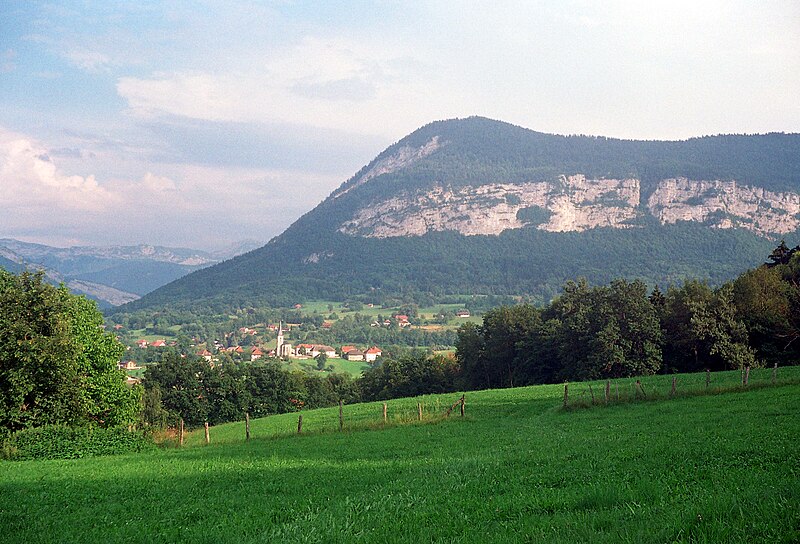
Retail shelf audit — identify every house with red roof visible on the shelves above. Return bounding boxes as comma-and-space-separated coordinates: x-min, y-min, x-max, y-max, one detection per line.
364, 346, 382, 362
198, 349, 213, 362
250, 347, 263, 361
150, 339, 167, 348
340, 345, 357, 356
393, 315, 412, 328
136, 339, 148, 349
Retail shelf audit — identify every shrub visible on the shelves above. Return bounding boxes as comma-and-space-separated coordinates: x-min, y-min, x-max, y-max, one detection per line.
1, 425, 155, 461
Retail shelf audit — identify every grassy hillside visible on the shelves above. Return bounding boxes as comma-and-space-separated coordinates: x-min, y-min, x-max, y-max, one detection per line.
1, 368, 798, 543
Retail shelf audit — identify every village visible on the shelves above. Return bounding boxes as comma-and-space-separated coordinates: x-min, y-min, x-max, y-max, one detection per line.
111, 303, 478, 382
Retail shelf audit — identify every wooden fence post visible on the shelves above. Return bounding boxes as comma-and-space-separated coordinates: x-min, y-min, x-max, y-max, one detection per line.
179, 418, 184, 447
588, 384, 595, 404
417, 402, 423, 421
383, 403, 387, 423
297, 414, 303, 434
615, 383, 619, 401
670, 376, 676, 397
744, 365, 750, 386
245, 412, 250, 441
339, 400, 344, 431
635, 380, 646, 399
605, 380, 610, 404
460, 395, 465, 417
706, 369, 710, 389
204, 422, 210, 445
772, 362, 778, 384
563, 383, 569, 408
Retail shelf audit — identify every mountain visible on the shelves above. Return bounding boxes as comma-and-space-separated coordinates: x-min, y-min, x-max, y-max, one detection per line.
118, 117, 800, 313
0, 239, 260, 308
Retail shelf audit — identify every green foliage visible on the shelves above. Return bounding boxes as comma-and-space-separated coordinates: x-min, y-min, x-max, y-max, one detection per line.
143, 354, 362, 427
0, 270, 139, 431
2, 424, 154, 460
1, 370, 798, 542
360, 353, 461, 400
458, 280, 663, 388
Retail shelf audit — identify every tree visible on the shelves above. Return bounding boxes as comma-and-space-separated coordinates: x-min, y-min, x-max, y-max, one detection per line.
0, 270, 140, 431
689, 284, 755, 370
143, 353, 210, 427
546, 279, 662, 380
315, 352, 328, 371
733, 251, 800, 362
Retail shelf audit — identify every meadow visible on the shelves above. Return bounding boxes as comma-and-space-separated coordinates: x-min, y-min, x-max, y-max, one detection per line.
1, 368, 798, 543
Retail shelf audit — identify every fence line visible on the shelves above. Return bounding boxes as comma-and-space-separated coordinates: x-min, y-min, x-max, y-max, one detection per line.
563, 364, 793, 410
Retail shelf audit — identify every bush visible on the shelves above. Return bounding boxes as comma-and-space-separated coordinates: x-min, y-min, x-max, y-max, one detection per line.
1, 425, 155, 461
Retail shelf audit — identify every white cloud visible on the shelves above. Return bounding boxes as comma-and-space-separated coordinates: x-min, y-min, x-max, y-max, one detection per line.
62, 48, 113, 72
0, 127, 341, 248
0, 129, 117, 212
117, 72, 240, 121
114, 36, 431, 136
140, 172, 177, 192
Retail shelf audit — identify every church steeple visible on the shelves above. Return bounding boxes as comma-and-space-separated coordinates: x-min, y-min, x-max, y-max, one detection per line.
276, 321, 285, 356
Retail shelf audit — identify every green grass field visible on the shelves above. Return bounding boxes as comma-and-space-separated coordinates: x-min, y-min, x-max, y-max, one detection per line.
299, 299, 481, 330
1, 368, 799, 543
285, 356, 370, 377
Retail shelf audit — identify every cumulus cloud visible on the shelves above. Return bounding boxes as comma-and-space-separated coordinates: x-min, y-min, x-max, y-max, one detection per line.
0, 128, 184, 245
0, 127, 343, 248
0, 129, 117, 212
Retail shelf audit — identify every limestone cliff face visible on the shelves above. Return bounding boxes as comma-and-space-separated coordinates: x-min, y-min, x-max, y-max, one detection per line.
647, 178, 800, 237
338, 175, 800, 239
339, 175, 639, 237
331, 136, 441, 200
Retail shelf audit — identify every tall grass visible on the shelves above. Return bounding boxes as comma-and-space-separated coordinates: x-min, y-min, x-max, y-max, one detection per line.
1, 367, 798, 543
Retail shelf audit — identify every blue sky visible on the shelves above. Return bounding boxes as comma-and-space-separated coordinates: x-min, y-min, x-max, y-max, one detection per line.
1, 0, 799, 249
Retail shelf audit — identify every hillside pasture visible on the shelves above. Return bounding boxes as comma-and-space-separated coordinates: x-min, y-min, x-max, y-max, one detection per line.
1, 368, 798, 543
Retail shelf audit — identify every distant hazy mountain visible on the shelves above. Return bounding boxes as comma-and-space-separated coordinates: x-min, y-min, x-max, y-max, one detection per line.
0, 238, 261, 307
117, 117, 800, 313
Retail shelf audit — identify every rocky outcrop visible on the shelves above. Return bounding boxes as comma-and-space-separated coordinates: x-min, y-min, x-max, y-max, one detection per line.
647, 178, 800, 237
339, 175, 640, 237
332, 136, 442, 199
340, 176, 800, 239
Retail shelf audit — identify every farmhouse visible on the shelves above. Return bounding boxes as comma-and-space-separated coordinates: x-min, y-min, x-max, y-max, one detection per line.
117, 360, 140, 371
345, 348, 365, 361
393, 315, 412, 328
136, 339, 148, 348
150, 339, 167, 348
198, 349, 213, 362
296, 344, 337, 358
456, 309, 471, 318
250, 347, 263, 361
364, 346, 382, 362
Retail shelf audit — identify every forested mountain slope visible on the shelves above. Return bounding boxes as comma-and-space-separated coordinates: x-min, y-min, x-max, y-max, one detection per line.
118, 117, 800, 312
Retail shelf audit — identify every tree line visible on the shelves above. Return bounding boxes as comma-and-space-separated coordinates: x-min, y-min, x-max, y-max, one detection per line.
455, 241, 800, 389
3, 241, 798, 435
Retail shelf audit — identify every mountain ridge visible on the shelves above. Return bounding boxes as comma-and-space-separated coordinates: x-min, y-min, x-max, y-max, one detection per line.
115, 117, 800, 313
0, 238, 261, 307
